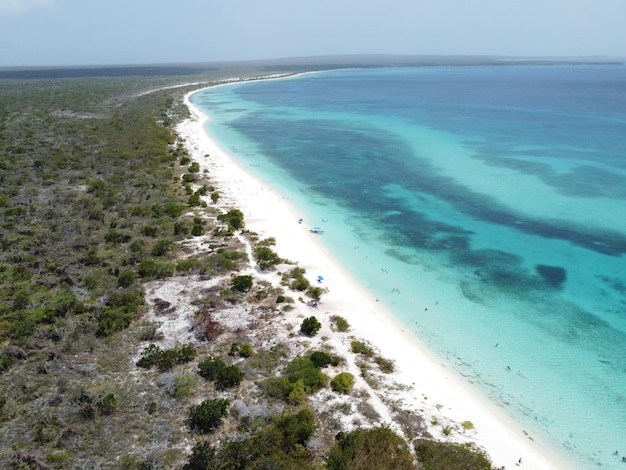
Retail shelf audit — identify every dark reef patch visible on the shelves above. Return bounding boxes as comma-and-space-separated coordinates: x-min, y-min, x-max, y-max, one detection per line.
535, 265, 567, 289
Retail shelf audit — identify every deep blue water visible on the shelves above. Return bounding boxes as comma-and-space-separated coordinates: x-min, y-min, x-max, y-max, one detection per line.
192, 66, 626, 468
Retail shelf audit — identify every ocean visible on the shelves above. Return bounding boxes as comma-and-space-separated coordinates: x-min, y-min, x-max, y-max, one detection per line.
191, 65, 626, 468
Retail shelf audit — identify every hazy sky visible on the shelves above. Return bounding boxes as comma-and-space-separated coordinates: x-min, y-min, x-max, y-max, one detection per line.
1, 0, 625, 66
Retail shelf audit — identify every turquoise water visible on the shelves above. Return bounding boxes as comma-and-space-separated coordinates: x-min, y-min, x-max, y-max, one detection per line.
192, 66, 626, 468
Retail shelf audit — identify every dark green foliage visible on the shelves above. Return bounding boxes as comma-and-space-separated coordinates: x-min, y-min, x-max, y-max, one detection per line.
182, 173, 196, 183
97, 393, 117, 415
192, 409, 316, 469
191, 218, 205, 236
188, 398, 230, 433
137, 259, 176, 278
238, 343, 253, 358
331, 372, 355, 394
285, 356, 328, 393
253, 245, 283, 270
285, 266, 310, 291
414, 439, 493, 469
217, 209, 245, 231
151, 238, 174, 256
326, 427, 415, 470
231, 274, 253, 292
300, 316, 322, 336
117, 270, 136, 288
351, 340, 374, 357
310, 351, 333, 368
183, 441, 216, 470
96, 307, 134, 337
136, 343, 197, 371
197, 356, 244, 390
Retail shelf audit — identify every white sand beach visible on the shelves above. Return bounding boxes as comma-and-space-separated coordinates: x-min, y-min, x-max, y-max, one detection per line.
175, 85, 568, 470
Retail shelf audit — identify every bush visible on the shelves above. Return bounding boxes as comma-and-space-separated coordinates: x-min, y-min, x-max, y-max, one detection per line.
151, 239, 174, 256
331, 372, 354, 394
326, 427, 414, 470
300, 316, 321, 336
254, 246, 282, 270
201, 409, 316, 468
285, 357, 328, 393
96, 307, 134, 337
414, 439, 492, 469
188, 398, 230, 433
375, 356, 395, 373
331, 315, 350, 332
117, 270, 136, 288
217, 209, 244, 230
239, 343, 254, 358
197, 356, 244, 390
136, 343, 197, 370
232, 275, 253, 292
310, 351, 333, 368
183, 441, 216, 470
351, 340, 374, 357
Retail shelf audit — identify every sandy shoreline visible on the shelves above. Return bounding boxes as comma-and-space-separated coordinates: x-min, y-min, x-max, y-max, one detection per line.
176, 82, 568, 469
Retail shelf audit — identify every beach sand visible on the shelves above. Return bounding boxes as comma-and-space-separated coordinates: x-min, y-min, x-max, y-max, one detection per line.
176, 85, 568, 470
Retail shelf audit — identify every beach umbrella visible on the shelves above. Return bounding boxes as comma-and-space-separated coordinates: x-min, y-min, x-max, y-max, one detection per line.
317, 275, 324, 282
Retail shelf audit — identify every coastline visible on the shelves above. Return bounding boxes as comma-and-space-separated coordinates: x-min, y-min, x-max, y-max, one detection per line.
177, 83, 569, 469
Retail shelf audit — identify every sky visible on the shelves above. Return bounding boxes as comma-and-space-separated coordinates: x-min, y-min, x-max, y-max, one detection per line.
1, 0, 625, 67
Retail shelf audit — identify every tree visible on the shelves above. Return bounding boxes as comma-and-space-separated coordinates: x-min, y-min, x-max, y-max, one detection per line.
300, 316, 322, 336
188, 398, 230, 433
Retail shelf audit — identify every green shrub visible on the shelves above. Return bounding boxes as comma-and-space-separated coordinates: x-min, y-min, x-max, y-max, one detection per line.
151, 239, 174, 256
300, 316, 322, 336
310, 351, 333, 368
183, 441, 216, 470
117, 270, 136, 288
414, 439, 492, 469
374, 356, 395, 373
200, 409, 316, 469
188, 398, 230, 433
331, 315, 350, 332
96, 307, 134, 337
136, 343, 197, 370
351, 340, 374, 357
253, 246, 282, 270
239, 343, 254, 358
197, 356, 244, 390
331, 372, 354, 394
285, 357, 328, 393
217, 209, 245, 230
326, 427, 414, 470
97, 393, 117, 415
232, 275, 253, 292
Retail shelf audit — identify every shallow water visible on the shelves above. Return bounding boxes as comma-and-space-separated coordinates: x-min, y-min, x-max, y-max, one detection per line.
192, 65, 626, 468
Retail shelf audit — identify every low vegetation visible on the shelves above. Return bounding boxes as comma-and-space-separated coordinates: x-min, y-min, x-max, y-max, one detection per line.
0, 66, 495, 469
